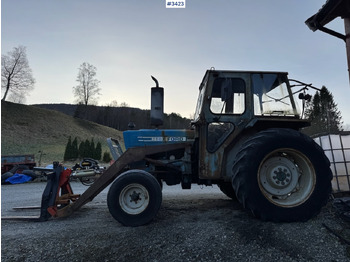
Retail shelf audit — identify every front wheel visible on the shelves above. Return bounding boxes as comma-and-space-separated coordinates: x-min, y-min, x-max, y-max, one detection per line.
232, 128, 332, 222
107, 170, 162, 226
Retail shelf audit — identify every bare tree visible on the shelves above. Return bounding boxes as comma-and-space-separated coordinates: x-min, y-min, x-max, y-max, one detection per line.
119, 102, 129, 107
106, 100, 119, 107
8, 92, 26, 104
1, 46, 35, 102
73, 62, 101, 105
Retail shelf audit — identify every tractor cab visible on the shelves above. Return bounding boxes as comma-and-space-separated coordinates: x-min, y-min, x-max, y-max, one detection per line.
192, 70, 309, 180
193, 70, 302, 123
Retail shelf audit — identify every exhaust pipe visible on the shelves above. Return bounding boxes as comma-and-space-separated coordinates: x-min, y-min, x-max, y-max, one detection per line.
150, 76, 164, 127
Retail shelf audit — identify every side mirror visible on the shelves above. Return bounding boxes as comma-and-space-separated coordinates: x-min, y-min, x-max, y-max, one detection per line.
298, 93, 312, 101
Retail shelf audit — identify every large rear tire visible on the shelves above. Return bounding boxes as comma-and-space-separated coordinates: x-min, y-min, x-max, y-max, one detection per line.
232, 128, 332, 222
218, 182, 237, 200
107, 170, 162, 226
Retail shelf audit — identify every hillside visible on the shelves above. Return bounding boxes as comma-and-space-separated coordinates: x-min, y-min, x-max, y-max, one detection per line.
34, 103, 78, 117
1, 101, 123, 166
34, 103, 191, 131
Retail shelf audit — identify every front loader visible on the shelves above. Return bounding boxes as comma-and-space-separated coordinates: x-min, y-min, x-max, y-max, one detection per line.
3, 69, 332, 226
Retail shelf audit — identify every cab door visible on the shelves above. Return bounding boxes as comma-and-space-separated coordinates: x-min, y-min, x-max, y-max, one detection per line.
197, 71, 252, 179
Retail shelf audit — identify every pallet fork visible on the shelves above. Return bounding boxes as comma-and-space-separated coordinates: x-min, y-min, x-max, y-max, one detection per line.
2, 143, 189, 222
2, 162, 79, 221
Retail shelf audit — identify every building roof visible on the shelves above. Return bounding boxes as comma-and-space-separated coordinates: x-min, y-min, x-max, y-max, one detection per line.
305, 0, 350, 32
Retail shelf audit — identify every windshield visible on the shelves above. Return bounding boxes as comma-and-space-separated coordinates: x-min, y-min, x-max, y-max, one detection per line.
252, 73, 300, 117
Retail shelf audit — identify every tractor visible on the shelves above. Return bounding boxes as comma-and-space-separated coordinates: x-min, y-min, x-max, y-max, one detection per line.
105, 69, 332, 226
4, 69, 332, 226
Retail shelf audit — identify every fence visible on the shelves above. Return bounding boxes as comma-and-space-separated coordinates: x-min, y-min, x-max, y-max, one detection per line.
313, 132, 350, 193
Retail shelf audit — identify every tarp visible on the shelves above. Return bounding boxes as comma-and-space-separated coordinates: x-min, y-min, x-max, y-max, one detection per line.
5, 173, 33, 184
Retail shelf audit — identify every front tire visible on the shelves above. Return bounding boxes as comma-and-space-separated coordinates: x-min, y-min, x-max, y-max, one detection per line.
232, 128, 332, 222
107, 170, 162, 226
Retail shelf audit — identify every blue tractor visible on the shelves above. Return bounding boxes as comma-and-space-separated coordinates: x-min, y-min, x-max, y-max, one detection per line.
103, 70, 332, 226
26, 70, 331, 226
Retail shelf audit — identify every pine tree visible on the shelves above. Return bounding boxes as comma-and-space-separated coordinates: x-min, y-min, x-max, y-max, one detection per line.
78, 140, 85, 158
95, 141, 102, 160
90, 138, 95, 158
72, 137, 79, 159
64, 136, 73, 160
84, 139, 91, 158
303, 86, 343, 135
103, 151, 112, 163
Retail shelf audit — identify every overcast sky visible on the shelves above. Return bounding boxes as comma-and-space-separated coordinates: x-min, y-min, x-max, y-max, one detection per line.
2, 0, 350, 126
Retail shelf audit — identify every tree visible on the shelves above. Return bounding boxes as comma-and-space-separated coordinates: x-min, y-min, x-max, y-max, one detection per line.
119, 102, 129, 107
83, 139, 91, 157
64, 136, 79, 160
72, 137, 79, 159
78, 140, 86, 158
90, 138, 95, 158
72, 62, 101, 105
64, 136, 73, 161
94, 141, 102, 160
102, 151, 112, 163
303, 86, 343, 135
1, 45, 35, 102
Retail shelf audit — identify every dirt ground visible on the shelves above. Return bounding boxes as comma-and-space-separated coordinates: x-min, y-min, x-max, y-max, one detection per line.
1, 181, 350, 262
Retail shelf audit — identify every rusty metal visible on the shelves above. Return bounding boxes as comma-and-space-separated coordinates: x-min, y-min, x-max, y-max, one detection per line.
55, 193, 80, 205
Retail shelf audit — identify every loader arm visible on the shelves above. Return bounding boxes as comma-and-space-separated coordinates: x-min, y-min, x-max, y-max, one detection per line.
55, 142, 191, 218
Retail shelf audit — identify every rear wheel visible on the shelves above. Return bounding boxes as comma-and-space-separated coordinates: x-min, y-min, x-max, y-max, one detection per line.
232, 128, 332, 222
218, 182, 237, 200
107, 170, 162, 226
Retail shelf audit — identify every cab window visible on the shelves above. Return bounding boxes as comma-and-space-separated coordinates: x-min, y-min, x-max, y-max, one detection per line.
210, 78, 245, 114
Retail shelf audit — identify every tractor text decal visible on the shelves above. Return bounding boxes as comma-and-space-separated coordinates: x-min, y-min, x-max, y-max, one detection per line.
137, 136, 187, 142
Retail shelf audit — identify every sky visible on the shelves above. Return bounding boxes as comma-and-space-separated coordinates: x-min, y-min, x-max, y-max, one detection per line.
2, 0, 350, 127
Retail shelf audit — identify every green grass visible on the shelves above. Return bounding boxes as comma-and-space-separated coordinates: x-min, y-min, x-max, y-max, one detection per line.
1, 101, 123, 166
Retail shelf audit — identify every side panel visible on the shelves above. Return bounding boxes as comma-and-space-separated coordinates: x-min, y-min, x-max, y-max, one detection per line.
123, 129, 195, 149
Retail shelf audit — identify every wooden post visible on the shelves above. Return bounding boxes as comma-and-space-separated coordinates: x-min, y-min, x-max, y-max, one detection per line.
344, 17, 350, 84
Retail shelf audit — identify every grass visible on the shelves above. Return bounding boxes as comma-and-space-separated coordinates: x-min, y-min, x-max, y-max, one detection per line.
1, 101, 123, 166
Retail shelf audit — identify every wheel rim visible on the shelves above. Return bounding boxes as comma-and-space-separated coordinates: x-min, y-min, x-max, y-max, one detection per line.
258, 148, 316, 207
119, 183, 150, 215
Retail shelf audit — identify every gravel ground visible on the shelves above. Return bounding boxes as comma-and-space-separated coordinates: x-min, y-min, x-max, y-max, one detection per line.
1, 181, 350, 262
